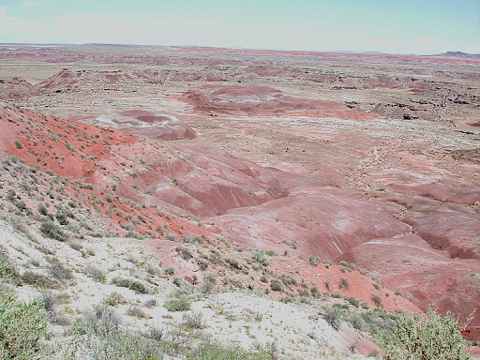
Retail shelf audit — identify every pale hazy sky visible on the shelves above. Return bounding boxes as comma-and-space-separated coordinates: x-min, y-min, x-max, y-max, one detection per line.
0, 0, 479, 54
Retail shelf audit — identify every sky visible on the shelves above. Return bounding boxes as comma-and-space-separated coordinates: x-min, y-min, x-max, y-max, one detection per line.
0, 0, 479, 54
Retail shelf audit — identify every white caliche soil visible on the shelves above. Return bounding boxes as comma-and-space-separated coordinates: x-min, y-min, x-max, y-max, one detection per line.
0, 219, 371, 359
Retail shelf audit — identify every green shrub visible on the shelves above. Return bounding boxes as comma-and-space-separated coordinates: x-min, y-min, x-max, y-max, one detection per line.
112, 277, 148, 294
0, 252, 20, 284
253, 251, 269, 266
21, 271, 60, 289
164, 296, 191, 312
103, 292, 127, 307
164, 268, 175, 276
40, 220, 66, 241
308, 256, 320, 267
187, 343, 273, 360
0, 293, 48, 360
377, 310, 470, 360
127, 306, 149, 319
38, 204, 49, 217
48, 258, 73, 281
270, 280, 283, 292
323, 307, 342, 331
63, 306, 163, 360
85, 265, 106, 283
181, 312, 205, 330
201, 273, 216, 294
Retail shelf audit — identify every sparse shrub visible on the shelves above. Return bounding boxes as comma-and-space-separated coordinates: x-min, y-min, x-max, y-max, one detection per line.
38, 204, 49, 216
226, 257, 242, 270
350, 315, 364, 330
164, 267, 175, 276
15, 140, 23, 149
323, 307, 342, 331
253, 251, 269, 266
112, 277, 148, 294
103, 292, 127, 307
0, 252, 20, 284
280, 274, 297, 287
176, 247, 193, 261
48, 258, 73, 281
371, 295, 382, 308
6, 189, 16, 202
146, 327, 164, 341
324, 281, 330, 291
64, 305, 164, 360
182, 312, 205, 330
339, 260, 354, 271
187, 342, 273, 360
40, 220, 66, 241
85, 265, 106, 283
308, 256, 320, 267
339, 278, 349, 290
0, 292, 48, 360
173, 277, 185, 287
164, 296, 191, 312
201, 273, 216, 294
377, 310, 470, 360
127, 306, 150, 319
346, 297, 360, 307
270, 280, 283, 292
55, 211, 69, 226
21, 271, 60, 289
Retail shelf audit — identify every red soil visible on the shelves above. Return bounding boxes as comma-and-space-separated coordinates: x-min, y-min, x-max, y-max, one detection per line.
37, 68, 133, 93
1, 102, 479, 340
0, 104, 208, 239
342, 234, 480, 340
180, 85, 375, 119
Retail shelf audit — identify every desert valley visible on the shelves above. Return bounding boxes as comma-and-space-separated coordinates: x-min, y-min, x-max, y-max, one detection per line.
1, 44, 480, 359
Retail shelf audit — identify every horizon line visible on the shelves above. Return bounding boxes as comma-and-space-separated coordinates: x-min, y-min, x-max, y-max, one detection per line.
1, 41, 478, 58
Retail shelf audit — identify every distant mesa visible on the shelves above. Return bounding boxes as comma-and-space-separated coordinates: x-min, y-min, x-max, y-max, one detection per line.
438, 51, 480, 59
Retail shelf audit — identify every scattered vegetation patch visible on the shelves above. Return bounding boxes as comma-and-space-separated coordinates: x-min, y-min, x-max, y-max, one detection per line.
201, 273, 217, 294
0, 292, 48, 360
186, 343, 273, 360
62, 305, 163, 360
270, 280, 283, 292
40, 220, 67, 241
21, 271, 60, 289
253, 250, 274, 267
323, 307, 342, 331
164, 295, 191, 312
85, 265, 106, 283
339, 278, 349, 290
112, 277, 148, 294
127, 306, 150, 319
181, 312, 205, 330
0, 251, 20, 284
308, 256, 320, 267
48, 258, 73, 281
103, 292, 128, 307
377, 310, 471, 360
